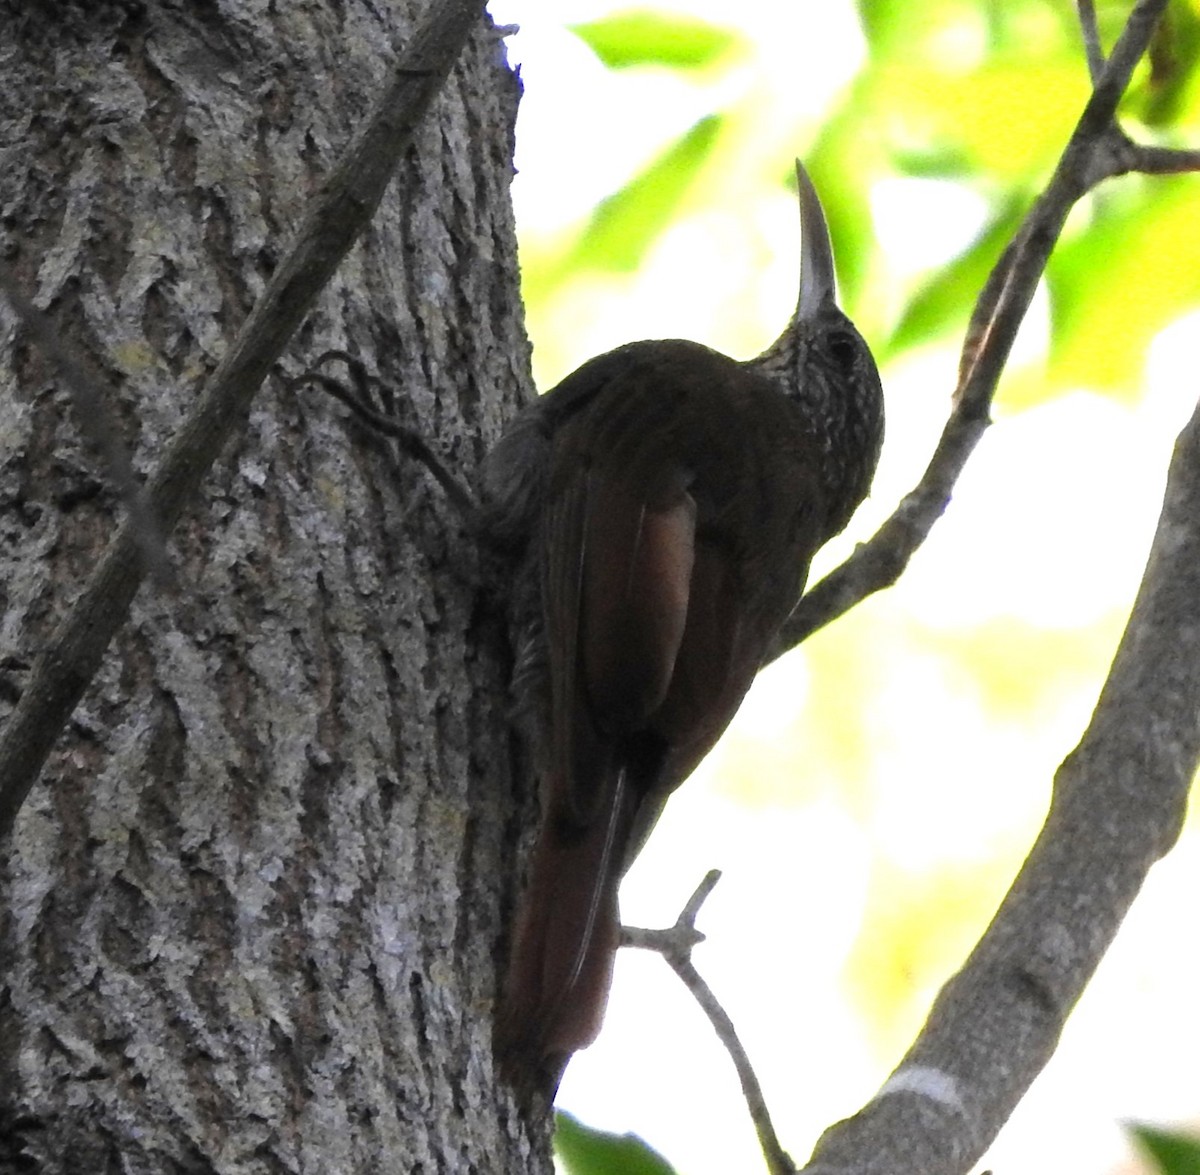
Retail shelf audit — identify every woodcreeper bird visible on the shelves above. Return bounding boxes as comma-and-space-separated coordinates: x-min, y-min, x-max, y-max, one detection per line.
482, 163, 884, 1088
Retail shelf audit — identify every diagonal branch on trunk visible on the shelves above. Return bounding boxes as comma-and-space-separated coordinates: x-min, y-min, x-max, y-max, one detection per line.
0, 0, 486, 840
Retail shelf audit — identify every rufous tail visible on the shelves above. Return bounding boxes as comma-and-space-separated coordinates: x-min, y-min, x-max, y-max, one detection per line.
497, 770, 632, 1089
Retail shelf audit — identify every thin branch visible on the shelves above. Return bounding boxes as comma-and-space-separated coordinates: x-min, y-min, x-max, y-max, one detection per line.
623, 871, 796, 1175
771, 0, 1174, 659
1127, 143, 1200, 173
799, 387, 1200, 1175
621, 868, 718, 957
0, 0, 486, 841
0, 259, 169, 584
1077, 0, 1106, 82
784, 4, 1200, 1169
285, 351, 479, 522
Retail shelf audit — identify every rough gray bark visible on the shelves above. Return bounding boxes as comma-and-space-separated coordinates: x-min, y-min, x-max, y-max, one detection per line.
0, 2, 542, 1172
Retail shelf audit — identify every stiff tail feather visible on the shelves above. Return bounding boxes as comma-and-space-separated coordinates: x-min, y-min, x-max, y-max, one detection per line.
497, 768, 632, 1089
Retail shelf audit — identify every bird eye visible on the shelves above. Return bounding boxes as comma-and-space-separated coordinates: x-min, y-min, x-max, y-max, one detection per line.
827, 329, 859, 371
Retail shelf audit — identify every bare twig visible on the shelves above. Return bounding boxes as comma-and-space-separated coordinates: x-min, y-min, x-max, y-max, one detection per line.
0, 0, 486, 841
286, 350, 478, 522
623, 871, 796, 1175
1077, 0, 1106, 82
772, 0, 1185, 658
1128, 143, 1200, 173
621, 868, 717, 958
0, 259, 169, 584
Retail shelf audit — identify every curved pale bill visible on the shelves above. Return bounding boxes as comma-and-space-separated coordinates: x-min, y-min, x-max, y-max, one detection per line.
795, 161, 838, 320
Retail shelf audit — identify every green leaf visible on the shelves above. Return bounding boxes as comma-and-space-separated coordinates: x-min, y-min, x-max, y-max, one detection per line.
565, 115, 723, 275
890, 144, 975, 180
886, 193, 1027, 358
803, 117, 885, 314
857, 0, 985, 63
859, 0, 1079, 64
1048, 176, 1200, 396
868, 59, 1086, 180
1130, 1124, 1200, 1175
570, 11, 744, 71
554, 1111, 678, 1175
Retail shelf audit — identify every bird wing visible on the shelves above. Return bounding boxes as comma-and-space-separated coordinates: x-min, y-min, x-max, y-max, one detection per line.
498, 368, 703, 1078
542, 373, 699, 825
499, 342, 820, 1080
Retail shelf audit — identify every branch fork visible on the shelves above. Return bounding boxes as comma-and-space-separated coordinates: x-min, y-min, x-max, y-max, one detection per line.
623, 870, 797, 1175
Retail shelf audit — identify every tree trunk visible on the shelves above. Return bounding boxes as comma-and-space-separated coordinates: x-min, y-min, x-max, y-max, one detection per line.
0, 2, 543, 1170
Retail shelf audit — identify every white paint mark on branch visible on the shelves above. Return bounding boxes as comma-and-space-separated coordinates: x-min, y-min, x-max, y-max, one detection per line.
876, 1066, 966, 1114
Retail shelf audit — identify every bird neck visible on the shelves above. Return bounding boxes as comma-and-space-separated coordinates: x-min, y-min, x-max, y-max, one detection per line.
746, 315, 883, 541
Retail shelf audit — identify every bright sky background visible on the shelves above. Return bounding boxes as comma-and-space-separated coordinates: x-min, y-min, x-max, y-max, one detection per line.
487, 3, 1200, 1173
